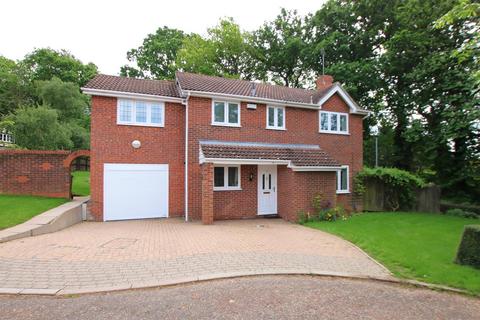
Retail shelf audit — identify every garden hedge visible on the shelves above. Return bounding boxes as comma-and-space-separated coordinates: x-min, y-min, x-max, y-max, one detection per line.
456, 225, 480, 269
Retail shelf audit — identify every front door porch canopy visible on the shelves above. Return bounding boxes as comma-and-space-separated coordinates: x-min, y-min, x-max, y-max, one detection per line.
199, 140, 342, 172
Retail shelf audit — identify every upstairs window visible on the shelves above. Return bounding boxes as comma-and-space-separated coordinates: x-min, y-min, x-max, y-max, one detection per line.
336, 165, 349, 193
117, 99, 165, 127
214, 165, 241, 191
212, 101, 240, 126
266, 106, 285, 130
320, 111, 348, 134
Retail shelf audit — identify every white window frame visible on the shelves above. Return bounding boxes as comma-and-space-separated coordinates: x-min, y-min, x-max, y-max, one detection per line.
213, 165, 242, 191
319, 111, 349, 134
211, 100, 241, 127
117, 99, 165, 127
336, 165, 350, 194
266, 105, 286, 130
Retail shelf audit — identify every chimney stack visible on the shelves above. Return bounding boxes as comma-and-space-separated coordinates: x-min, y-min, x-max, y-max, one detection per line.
316, 75, 334, 90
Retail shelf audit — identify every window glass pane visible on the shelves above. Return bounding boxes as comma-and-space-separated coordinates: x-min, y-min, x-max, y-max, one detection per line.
136, 102, 147, 123
277, 108, 284, 128
262, 174, 265, 190
330, 114, 338, 131
341, 168, 348, 190
119, 101, 132, 122
320, 113, 328, 130
214, 167, 224, 187
228, 103, 239, 124
228, 167, 238, 187
214, 102, 225, 122
268, 174, 271, 189
340, 115, 347, 132
151, 104, 163, 124
268, 107, 275, 127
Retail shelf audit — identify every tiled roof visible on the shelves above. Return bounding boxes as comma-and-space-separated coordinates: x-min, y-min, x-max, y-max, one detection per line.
176, 72, 330, 105
200, 141, 340, 167
83, 74, 181, 98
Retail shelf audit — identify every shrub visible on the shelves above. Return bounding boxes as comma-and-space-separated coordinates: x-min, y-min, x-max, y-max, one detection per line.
456, 225, 480, 269
446, 208, 479, 219
355, 167, 425, 211
296, 194, 348, 223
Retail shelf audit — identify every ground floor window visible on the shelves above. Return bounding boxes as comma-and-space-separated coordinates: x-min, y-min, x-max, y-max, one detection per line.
214, 165, 241, 190
336, 165, 349, 193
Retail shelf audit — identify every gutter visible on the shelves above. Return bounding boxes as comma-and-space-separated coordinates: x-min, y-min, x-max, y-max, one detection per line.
181, 89, 321, 110
81, 88, 183, 103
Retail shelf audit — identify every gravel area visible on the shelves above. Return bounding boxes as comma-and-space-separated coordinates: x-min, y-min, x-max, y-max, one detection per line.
0, 275, 478, 320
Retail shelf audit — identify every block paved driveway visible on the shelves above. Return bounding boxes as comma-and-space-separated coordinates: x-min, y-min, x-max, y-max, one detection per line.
0, 218, 391, 294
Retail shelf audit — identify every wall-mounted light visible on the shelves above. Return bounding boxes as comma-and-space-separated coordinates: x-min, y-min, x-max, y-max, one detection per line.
131, 140, 141, 149
249, 172, 254, 181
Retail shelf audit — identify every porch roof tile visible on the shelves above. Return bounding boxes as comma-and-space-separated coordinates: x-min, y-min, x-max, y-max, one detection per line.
200, 142, 341, 167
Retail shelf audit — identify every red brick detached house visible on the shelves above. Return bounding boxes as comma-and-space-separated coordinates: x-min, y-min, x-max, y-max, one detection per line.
82, 72, 368, 224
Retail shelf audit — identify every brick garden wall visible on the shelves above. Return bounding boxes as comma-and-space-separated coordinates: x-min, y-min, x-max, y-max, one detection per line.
0, 150, 89, 198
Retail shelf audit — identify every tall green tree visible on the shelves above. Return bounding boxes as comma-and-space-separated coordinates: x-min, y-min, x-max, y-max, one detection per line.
120, 27, 186, 79
7, 106, 73, 150
22, 48, 98, 87
249, 9, 311, 87
0, 56, 34, 117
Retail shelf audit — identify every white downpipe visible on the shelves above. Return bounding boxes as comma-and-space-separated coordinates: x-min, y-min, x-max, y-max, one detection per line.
184, 94, 190, 222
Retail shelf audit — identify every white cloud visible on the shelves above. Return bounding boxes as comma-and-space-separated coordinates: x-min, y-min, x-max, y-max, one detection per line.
0, 0, 326, 74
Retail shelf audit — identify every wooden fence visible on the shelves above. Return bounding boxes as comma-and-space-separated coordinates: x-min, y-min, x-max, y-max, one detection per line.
363, 179, 440, 213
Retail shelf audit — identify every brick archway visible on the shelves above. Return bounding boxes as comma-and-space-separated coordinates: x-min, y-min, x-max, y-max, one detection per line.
63, 150, 90, 168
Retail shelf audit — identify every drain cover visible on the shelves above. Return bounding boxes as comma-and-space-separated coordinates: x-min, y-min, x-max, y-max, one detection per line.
100, 238, 138, 249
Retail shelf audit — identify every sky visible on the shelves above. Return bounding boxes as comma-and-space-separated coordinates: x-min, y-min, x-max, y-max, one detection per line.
0, 0, 326, 75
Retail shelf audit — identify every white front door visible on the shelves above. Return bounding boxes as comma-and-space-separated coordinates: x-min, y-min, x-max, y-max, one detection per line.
257, 165, 277, 215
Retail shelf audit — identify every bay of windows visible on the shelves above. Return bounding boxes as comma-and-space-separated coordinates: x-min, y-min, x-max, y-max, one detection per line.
214, 165, 241, 190
267, 106, 285, 130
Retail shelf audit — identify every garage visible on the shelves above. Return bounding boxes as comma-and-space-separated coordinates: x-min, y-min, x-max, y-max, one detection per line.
103, 164, 169, 221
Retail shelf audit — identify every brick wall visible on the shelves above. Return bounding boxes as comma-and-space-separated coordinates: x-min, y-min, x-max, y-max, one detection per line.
213, 165, 257, 220
90, 96, 185, 221
0, 150, 71, 198
277, 166, 337, 221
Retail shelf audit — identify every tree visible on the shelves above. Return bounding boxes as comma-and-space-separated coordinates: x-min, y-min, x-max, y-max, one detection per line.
120, 27, 186, 79
22, 48, 98, 87
250, 9, 312, 87
7, 106, 73, 150
35, 77, 90, 122
175, 34, 218, 76
0, 56, 34, 117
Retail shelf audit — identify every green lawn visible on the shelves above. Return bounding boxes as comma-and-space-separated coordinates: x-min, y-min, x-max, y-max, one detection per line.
306, 212, 480, 295
0, 195, 67, 230
72, 171, 90, 196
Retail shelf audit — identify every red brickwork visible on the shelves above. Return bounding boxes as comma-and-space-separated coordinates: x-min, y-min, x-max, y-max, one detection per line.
0, 150, 89, 198
277, 166, 337, 221
201, 163, 214, 224
89, 96, 185, 221
90, 92, 363, 222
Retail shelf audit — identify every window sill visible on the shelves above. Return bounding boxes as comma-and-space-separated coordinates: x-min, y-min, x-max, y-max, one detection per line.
117, 122, 164, 128
319, 131, 350, 136
211, 123, 242, 128
214, 187, 243, 191
266, 127, 286, 131
336, 190, 350, 194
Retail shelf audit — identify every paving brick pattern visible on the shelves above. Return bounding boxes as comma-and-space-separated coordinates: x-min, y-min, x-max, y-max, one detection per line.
0, 219, 391, 294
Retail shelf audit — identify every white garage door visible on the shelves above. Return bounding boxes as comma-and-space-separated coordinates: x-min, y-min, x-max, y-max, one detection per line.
104, 164, 169, 221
